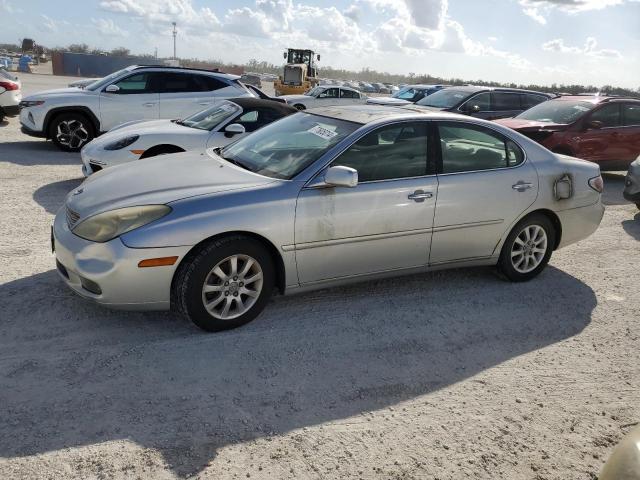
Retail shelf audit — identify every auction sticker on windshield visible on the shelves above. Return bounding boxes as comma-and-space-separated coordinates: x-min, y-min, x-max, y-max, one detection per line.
308, 125, 338, 140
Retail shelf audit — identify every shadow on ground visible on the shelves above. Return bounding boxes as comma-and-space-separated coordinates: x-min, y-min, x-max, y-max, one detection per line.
602, 172, 630, 206
622, 212, 640, 240
0, 140, 79, 166
33, 178, 84, 214
0, 265, 596, 477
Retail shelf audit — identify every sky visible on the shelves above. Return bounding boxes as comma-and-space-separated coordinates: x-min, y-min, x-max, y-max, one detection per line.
1, 0, 639, 88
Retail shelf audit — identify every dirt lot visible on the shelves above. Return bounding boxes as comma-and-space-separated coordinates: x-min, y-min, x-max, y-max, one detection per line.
1, 73, 639, 480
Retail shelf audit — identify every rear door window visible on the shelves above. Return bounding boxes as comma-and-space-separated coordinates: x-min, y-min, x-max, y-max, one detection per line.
438, 122, 524, 173
623, 103, 640, 126
589, 104, 622, 128
522, 93, 549, 109
491, 92, 521, 111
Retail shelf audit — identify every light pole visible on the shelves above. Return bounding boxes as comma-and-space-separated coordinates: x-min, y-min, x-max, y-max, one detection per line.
172, 22, 177, 60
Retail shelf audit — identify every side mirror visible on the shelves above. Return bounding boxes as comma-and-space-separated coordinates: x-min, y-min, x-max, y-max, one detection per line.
324, 166, 358, 188
470, 104, 481, 113
105, 84, 120, 93
224, 123, 245, 136
587, 120, 603, 130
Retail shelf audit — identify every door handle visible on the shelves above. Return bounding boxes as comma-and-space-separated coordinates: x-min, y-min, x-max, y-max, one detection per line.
408, 190, 433, 202
143, 102, 156, 107
512, 181, 533, 192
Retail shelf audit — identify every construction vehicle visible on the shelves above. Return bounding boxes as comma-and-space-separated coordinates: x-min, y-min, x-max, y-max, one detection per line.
274, 48, 320, 96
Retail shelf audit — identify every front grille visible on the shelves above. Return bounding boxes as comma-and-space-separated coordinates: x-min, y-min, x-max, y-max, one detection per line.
66, 206, 80, 228
89, 162, 103, 173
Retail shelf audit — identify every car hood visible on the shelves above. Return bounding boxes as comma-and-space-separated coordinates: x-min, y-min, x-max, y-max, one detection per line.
279, 94, 310, 102
66, 150, 275, 218
23, 87, 91, 100
494, 118, 567, 131
367, 97, 411, 106
104, 119, 202, 137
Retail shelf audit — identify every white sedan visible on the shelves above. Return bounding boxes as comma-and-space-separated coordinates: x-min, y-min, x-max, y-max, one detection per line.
80, 98, 296, 176
279, 85, 367, 110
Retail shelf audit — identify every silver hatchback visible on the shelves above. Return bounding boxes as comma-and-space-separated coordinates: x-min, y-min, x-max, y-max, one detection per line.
53, 105, 605, 331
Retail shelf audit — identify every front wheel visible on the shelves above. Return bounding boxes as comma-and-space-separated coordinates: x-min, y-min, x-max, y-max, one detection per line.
497, 214, 556, 282
172, 236, 275, 332
49, 113, 95, 151
293, 104, 306, 110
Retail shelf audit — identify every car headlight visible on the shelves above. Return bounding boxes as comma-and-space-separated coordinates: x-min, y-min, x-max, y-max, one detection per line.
19, 100, 45, 107
72, 205, 171, 242
103, 135, 140, 151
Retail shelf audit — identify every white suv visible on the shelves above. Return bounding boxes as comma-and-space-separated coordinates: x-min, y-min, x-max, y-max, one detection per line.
19, 65, 254, 151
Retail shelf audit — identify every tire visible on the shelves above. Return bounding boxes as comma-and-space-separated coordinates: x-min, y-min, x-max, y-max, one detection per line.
49, 112, 95, 152
636, 203, 640, 211
172, 235, 275, 332
293, 104, 306, 110
497, 213, 556, 282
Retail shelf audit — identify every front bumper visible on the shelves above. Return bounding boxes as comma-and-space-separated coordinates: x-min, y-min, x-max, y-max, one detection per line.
1, 104, 20, 116
556, 199, 605, 249
52, 208, 192, 310
623, 169, 640, 203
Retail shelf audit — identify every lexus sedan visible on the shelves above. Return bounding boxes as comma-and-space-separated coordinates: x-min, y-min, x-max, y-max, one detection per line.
80, 98, 296, 176
53, 105, 604, 332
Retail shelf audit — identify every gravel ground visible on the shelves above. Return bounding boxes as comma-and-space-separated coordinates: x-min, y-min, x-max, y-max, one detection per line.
1, 73, 639, 480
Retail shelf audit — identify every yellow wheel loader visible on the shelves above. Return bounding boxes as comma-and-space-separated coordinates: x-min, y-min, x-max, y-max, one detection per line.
274, 48, 320, 96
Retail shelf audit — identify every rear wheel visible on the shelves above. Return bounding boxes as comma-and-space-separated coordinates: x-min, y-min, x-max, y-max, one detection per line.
49, 112, 95, 151
498, 214, 556, 282
172, 236, 275, 332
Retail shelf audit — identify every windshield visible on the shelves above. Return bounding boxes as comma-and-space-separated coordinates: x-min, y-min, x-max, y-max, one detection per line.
85, 66, 137, 91
417, 89, 471, 108
305, 86, 324, 97
219, 113, 360, 179
516, 100, 595, 124
179, 102, 240, 131
392, 86, 417, 100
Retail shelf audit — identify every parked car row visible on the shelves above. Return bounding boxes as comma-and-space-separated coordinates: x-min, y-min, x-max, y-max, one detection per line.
19, 65, 268, 151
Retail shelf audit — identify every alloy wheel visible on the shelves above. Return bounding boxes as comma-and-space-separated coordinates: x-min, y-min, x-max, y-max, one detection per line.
201, 254, 263, 320
510, 224, 548, 274
56, 120, 89, 149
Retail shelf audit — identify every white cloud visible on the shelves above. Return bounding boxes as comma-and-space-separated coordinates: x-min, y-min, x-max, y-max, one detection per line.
0, 0, 14, 13
542, 37, 622, 58
92, 18, 129, 37
519, 0, 639, 24
99, 0, 221, 35
41, 14, 69, 33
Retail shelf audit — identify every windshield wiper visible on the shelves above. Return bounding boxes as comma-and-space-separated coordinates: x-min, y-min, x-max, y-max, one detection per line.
216, 150, 255, 172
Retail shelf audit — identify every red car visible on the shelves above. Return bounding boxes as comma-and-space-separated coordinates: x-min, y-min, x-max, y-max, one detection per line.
495, 95, 640, 170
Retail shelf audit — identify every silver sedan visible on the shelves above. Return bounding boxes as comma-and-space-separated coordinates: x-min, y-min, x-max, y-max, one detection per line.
52, 105, 605, 331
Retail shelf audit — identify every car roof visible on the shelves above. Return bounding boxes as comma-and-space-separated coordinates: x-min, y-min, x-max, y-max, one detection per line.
129, 64, 240, 80
551, 95, 640, 104
305, 104, 465, 125
227, 97, 297, 114
439, 85, 552, 96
